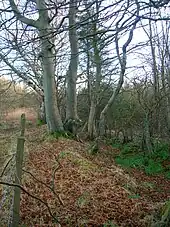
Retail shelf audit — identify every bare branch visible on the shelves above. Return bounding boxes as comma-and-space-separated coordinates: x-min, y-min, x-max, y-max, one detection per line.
8, 0, 39, 28
0, 181, 60, 224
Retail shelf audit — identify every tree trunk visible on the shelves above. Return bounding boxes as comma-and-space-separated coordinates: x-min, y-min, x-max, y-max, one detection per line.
160, 47, 170, 136
149, 19, 160, 133
142, 112, 153, 153
41, 48, 63, 132
87, 7, 101, 139
37, 0, 63, 132
66, 0, 79, 133
37, 96, 46, 124
165, 69, 170, 136
88, 100, 96, 139
99, 70, 124, 136
9, 0, 63, 133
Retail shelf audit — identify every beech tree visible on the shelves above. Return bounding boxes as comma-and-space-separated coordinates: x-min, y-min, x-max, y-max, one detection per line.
0, 0, 169, 137
2, 0, 64, 132
65, 0, 79, 133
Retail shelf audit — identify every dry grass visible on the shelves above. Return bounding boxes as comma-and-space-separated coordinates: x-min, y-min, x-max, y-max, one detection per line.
4, 107, 37, 123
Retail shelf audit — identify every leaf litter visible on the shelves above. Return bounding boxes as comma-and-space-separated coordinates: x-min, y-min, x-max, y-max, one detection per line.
1, 125, 170, 226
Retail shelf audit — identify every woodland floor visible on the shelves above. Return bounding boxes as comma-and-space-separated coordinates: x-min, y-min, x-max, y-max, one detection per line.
0, 123, 170, 226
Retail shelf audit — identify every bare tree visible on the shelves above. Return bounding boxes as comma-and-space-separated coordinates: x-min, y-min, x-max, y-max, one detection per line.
98, 0, 140, 136
6, 0, 64, 132
65, 0, 79, 133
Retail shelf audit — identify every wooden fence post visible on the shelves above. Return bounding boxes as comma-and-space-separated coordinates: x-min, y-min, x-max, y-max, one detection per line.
10, 114, 26, 227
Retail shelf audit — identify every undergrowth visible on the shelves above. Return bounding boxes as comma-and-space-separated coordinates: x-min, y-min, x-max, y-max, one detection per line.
113, 141, 170, 178
47, 131, 74, 140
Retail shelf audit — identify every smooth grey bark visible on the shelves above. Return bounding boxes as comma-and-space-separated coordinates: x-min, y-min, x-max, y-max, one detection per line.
9, 0, 63, 132
88, 100, 96, 139
88, 30, 101, 138
85, 0, 101, 139
9, 0, 39, 28
37, 0, 63, 132
66, 0, 78, 122
86, 42, 97, 138
37, 95, 46, 123
87, 47, 101, 138
87, 55, 101, 139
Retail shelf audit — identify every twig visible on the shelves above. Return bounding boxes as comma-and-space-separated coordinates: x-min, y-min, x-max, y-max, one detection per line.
0, 181, 60, 224
22, 169, 63, 205
0, 154, 15, 178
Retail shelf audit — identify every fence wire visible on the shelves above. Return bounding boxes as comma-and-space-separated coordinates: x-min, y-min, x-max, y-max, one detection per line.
0, 141, 16, 226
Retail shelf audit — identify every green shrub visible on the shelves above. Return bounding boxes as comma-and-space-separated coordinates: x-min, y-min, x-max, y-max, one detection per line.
116, 154, 165, 175
153, 142, 169, 161
51, 131, 71, 139
154, 142, 169, 152
36, 119, 44, 126
114, 141, 169, 177
115, 153, 145, 168
121, 143, 140, 155
144, 160, 164, 175
165, 171, 170, 179
111, 142, 122, 149
128, 193, 141, 199
111, 142, 140, 155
